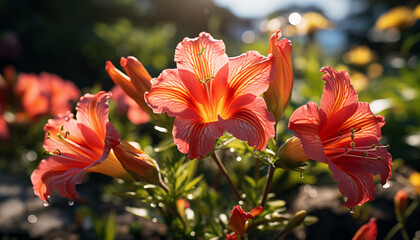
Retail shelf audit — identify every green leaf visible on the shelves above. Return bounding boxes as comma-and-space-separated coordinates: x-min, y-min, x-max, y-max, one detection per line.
268, 137, 277, 152
184, 175, 203, 192
244, 175, 256, 188
154, 138, 175, 152
104, 211, 116, 240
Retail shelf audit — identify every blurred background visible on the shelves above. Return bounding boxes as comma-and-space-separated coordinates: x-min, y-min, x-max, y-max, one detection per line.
1, 0, 420, 239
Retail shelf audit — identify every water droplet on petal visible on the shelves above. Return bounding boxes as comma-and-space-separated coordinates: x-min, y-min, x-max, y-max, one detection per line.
382, 181, 391, 189
43, 201, 50, 207
68, 200, 74, 206
349, 208, 355, 214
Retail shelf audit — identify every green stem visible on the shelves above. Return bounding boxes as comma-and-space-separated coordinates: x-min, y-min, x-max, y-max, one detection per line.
273, 229, 289, 240
404, 198, 419, 219
260, 165, 275, 207
158, 174, 169, 193
211, 151, 242, 201
260, 123, 279, 207
384, 223, 403, 240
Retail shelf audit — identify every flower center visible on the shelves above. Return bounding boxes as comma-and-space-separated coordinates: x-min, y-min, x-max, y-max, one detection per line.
196, 48, 220, 123
44, 124, 99, 162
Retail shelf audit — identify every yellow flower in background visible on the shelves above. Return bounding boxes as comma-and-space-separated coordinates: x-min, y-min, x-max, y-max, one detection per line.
415, 4, 420, 19
409, 171, 420, 194
343, 45, 376, 66
297, 12, 334, 35
374, 6, 416, 30
349, 71, 369, 92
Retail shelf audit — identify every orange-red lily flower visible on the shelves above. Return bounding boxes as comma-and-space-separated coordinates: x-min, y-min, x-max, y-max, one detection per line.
145, 32, 275, 159
31, 91, 164, 203
31, 92, 130, 202
229, 205, 263, 236
352, 218, 377, 240
15, 72, 80, 120
289, 66, 392, 208
263, 30, 293, 122
111, 85, 150, 124
106, 56, 153, 117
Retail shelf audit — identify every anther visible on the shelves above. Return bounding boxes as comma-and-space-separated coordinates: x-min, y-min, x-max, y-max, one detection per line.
60, 125, 64, 131
197, 47, 205, 56
54, 149, 61, 155
376, 156, 382, 160
43, 150, 49, 155
386, 144, 390, 150
338, 131, 342, 137
344, 146, 348, 152
350, 128, 355, 140
350, 142, 355, 150
64, 131, 70, 138
363, 151, 369, 158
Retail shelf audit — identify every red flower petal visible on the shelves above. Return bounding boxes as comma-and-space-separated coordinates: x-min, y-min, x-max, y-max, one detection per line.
320, 66, 358, 117
173, 118, 224, 159
221, 97, 275, 151
145, 69, 200, 119
175, 32, 229, 104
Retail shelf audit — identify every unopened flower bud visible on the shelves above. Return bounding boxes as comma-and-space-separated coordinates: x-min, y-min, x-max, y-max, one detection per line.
105, 57, 153, 116
275, 136, 309, 171
394, 190, 408, 221
112, 139, 162, 187
352, 218, 377, 240
264, 30, 293, 123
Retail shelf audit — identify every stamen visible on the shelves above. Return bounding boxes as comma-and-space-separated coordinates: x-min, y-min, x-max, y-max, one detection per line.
54, 149, 61, 155
196, 47, 215, 120
376, 156, 382, 160
65, 131, 70, 138
54, 131, 97, 160
370, 144, 376, 148
350, 142, 355, 150
363, 151, 368, 158
197, 47, 205, 56
350, 128, 355, 140
344, 146, 348, 152
339, 131, 342, 137
60, 125, 64, 131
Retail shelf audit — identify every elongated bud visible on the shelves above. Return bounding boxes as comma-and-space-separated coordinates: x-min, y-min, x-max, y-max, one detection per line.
288, 210, 307, 229
394, 190, 408, 222
275, 136, 309, 171
112, 139, 162, 186
264, 30, 293, 123
105, 57, 153, 116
